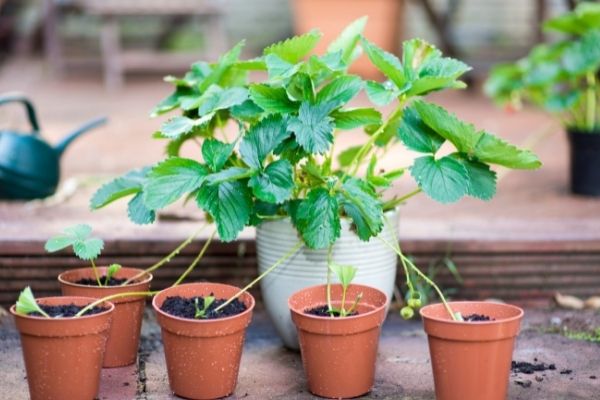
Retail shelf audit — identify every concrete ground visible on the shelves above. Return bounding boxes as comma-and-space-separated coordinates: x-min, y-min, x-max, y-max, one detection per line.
0, 307, 599, 400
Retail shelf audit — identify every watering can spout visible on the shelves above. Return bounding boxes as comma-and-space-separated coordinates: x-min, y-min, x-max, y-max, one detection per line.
54, 116, 108, 156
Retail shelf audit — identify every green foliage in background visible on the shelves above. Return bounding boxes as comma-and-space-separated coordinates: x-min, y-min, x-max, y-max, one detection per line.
91, 17, 540, 249
486, 3, 600, 131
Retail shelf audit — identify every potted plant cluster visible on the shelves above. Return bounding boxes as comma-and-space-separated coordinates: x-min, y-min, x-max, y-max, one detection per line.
486, 2, 600, 196
11, 17, 541, 400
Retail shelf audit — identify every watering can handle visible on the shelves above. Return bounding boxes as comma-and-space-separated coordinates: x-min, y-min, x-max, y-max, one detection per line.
0, 93, 40, 134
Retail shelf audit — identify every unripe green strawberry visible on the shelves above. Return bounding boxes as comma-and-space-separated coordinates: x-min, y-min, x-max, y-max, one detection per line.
400, 306, 414, 319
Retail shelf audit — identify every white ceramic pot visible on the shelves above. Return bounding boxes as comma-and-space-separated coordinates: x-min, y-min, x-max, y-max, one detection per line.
257, 210, 399, 349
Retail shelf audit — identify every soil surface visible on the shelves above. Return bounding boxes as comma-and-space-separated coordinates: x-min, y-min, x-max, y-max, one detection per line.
305, 305, 358, 317
512, 360, 556, 374
75, 276, 130, 286
160, 295, 246, 320
463, 313, 495, 322
31, 303, 108, 318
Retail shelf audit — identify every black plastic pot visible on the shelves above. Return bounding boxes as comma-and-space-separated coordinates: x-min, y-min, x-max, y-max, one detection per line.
567, 128, 600, 197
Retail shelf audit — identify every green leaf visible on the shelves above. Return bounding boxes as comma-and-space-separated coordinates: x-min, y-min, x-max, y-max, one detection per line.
473, 132, 542, 169
249, 159, 294, 204
160, 115, 213, 139
398, 106, 445, 153
340, 178, 384, 241
249, 84, 299, 113
73, 238, 104, 261
413, 100, 481, 153
45, 224, 92, 253
562, 30, 600, 75
196, 85, 249, 116
263, 30, 322, 63
329, 263, 357, 289
286, 72, 315, 102
239, 115, 290, 169
327, 16, 368, 64
402, 38, 442, 80
295, 188, 341, 249
90, 167, 149, 209
265, 54, 301, 80
198, 41, 245, 92
15, 287, 49, 317
543, 3, 600, 35
315, 75, 363, 108
231, 100, 264, 122
202, 139, 234, 172
127, 192, 156, 225
105, 264, 122, 284
455, 157, 497, 200
332, 108, 382, 130
408, 57, 471, 96
411, 155, 469, 203
143, 158, 209, 210
365, 81, 398, 106
288, 102, 335, 154
197, 180, 252, 242
361, 37, 407, 89
204, 167, 252, 185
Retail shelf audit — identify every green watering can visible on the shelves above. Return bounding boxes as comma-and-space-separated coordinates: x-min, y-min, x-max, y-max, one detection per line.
0, 93, 107, 199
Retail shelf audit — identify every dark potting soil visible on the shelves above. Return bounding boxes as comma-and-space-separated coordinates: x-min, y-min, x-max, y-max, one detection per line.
511, 360, 556, 374
30, 303, 108, 318
160, 295, 247, 320
462, 313, 494, 322
305, 305, 358, 317
75, 276, 130, 286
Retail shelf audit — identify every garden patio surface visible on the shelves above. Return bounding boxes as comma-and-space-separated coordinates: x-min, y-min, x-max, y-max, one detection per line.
0, 306, 599, 399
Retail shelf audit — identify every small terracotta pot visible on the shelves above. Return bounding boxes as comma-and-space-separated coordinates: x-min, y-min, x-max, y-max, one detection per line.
10, 296, 114, 400
289, 283, 387, 399
152, 282, 255, 400
420, 301, 524, 400
59, 266, 152, 367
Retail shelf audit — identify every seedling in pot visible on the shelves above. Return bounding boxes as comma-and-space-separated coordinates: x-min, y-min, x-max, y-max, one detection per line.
104, 263, 122, 286
45, 224, 105, 286
323, 263, 362, 317
15, 287, 110, 318
194, 295, 215, 319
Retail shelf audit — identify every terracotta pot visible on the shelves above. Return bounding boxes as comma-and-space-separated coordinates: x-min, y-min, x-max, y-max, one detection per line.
289, 283, 387, 398
420, 301, 524, 400
10, 296, 114, 400
291, 0, 404, 79
59, 266, 152, 367
152, 282, 255, 400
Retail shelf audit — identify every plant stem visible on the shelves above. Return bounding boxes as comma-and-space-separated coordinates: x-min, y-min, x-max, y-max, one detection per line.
74, 291, 157, 317
382, 188, 423, 210
378, 235, 458, 321
586, 71, 597, 131
336, 105, 404, 189
172, 231, 216, 286
90, 259, 102, 287
121, 224, 207, 286
340, 285, 347, 316
214, 241, 303, 312
326, 246, 333, 314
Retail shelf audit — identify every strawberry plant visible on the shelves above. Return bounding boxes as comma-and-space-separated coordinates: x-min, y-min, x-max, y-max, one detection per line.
89, 17, 541, 319
486, 2, 600, 132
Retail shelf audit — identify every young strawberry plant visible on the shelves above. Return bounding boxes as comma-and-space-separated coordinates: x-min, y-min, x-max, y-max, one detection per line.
45, 224, 105, 286
89, 17, 541, 319
326, 263, 362, 317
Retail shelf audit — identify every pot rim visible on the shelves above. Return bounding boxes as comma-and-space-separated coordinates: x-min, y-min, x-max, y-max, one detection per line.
419, 301, 524, 325
288, 283, 388, 322
9, 295, 115, 321
152, 282, 255, 324
58, 266, 153, 288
